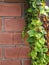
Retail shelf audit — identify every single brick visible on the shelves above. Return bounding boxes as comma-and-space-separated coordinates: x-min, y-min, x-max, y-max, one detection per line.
0, 4, 21, 16
0, 61, 3, 65
4, 46, 30, 59
0, 18, 2, 31
0, 32, 13, 44
0, 60, 21, 65
4, 18, 25, 32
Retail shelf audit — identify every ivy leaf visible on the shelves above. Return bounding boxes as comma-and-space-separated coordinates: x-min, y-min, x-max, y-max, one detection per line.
37, 20, 43, 26
35, 42, 42, 48
43, 47, 48, 52
31, 19, 37, 25
28, 24, 35, 29
27, 37, 33, 43
27, 30, 37, 37
35, 33, 42, 39
32, 1, 36, 8
27, 8, 32, 13
30, 50, 37, 59
39, 37, 45, 45
34, 46, 41, 52
39, 6, 48, 16
27, 37, 36, 43
31, 19, 43, 26
46, 54, 49, 63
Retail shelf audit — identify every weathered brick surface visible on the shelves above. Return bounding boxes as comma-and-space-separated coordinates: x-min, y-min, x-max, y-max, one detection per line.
13, 33, 23, 44
0, 32, 13, 44
0, 0, 48, 65
0, 4, 21, 16
0, 60, 21, 65
4, 18, 25, 32
23, 60, 31, 65
0, 0, 30, 65
4, 46, 30, 58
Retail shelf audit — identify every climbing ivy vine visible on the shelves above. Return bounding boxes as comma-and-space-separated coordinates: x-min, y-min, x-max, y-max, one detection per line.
22, 0, 49, 65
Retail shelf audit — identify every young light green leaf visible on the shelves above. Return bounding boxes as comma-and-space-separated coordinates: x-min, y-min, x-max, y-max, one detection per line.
27, 30, 37, 37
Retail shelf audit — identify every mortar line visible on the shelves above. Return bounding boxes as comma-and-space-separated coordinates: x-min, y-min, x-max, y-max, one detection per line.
0, 16, 25, 19
2, 17, 5, 32
0, 44, 29, 48
0, 58, 30, 61
21, 59, 24, 65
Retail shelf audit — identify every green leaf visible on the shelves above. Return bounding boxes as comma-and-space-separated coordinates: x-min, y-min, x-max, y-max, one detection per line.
27, 37, 33, 43
43, 47, 48, 52
27, 37, 36, 43
39, 37, 45, 45
31, 19, 43, 26
35, 33, 42, 39
30, 50, 37, 59
27, 8, 32, 13
27, 30, 37, 37
39, 6, 48, 16
34, 46, 41, 52
32, 1, 36, 8
35, 42, 42, 48
28, 24, 35, 29
31, 19, 37, 25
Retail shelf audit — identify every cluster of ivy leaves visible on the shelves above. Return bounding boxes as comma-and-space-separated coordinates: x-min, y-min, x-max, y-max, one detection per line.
22, 0, 49, 65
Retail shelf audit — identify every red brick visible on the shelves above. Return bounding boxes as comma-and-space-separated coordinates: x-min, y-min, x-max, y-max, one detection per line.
13, 33, 23, 44
4, 18, 25, 32
0, 4, 21, 16
0, 60, 21, 65
0, 48, 2, 58
0, 61, 3, 65
4, 0, 26, 2
0, 32, 13, 44
0, 18, 2, 31
4, 46, 30, 58
24, 60, 31, 65
0, 0, 2, 2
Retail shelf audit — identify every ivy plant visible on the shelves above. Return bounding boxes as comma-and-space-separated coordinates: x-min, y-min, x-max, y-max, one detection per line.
22, 0, 49, 65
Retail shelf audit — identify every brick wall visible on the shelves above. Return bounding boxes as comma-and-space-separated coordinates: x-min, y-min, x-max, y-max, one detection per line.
0, 0, 31, 65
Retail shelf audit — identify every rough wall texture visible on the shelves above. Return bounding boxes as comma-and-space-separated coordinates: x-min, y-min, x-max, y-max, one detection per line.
0, 0, 31, 65
0, 0, 49, 65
